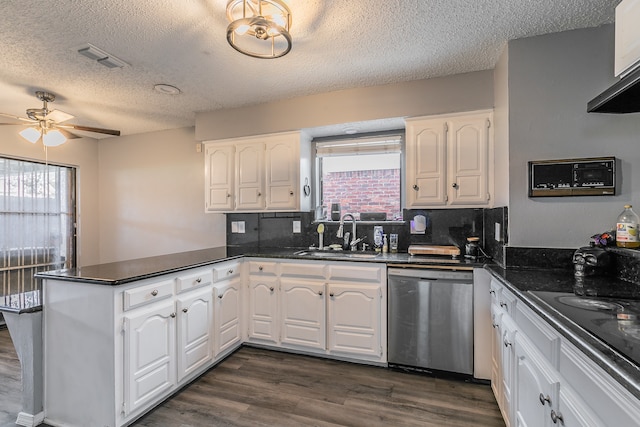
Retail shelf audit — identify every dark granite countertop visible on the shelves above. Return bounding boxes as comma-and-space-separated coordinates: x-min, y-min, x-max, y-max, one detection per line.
486, 264, 640, 401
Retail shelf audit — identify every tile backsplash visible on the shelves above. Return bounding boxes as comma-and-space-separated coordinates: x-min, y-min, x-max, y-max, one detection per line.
227, 207, 509, 261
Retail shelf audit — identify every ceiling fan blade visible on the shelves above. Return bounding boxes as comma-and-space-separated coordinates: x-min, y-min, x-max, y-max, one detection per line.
57, 123, 121, 136
56, 128, 81, 139
0, 112, 36, 123
0, 122, 31, 126
45, 109, 75, 123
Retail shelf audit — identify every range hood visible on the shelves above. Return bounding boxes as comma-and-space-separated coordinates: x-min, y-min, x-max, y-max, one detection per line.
587, 65, 640, 113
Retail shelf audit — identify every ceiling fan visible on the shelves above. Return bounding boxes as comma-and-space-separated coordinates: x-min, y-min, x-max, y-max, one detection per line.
0, 91, 121, 147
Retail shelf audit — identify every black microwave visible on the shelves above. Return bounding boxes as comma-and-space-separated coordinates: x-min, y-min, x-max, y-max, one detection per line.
529, 157, 616, 197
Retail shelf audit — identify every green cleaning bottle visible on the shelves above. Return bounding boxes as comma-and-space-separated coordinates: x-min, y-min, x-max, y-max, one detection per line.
616, 205, 640, 248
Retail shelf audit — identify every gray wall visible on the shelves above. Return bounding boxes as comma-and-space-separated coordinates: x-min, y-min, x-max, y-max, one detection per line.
507, 24, 640, 248
195, 71, 494, 141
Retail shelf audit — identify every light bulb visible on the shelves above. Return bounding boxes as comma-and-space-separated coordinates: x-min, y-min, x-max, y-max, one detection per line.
235, 24, 251, 35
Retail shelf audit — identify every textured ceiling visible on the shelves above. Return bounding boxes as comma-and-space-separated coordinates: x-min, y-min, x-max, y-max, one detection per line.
0, 0, 619, 139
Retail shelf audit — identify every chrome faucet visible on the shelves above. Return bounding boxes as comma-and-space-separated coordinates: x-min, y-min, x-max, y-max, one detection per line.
336, 213, 357, 250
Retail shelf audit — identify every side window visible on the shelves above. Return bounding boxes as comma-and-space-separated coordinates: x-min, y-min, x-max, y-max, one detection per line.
314, 133, 403, 220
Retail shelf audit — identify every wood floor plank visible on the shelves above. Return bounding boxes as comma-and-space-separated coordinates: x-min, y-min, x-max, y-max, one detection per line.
0, 328, 504, 427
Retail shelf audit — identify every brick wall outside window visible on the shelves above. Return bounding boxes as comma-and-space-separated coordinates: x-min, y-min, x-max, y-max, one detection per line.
322, 169, 400, 219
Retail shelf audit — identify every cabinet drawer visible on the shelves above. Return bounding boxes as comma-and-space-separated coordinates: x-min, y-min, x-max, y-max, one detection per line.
280, 262, 326, 279
248, 261, 278, 275
516, 303, 560, 366
213, 262, 241, 281
176, 269, 213, 293
492, 280, 516, 316
328, 264, 382, 282
123, 280, 174, 311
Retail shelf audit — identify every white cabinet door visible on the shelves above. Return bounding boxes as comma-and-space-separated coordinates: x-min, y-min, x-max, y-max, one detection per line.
265, 137, 299, 210
123, 299, 176, 416
405, 117, 447, 207
214, 277, 242, 356
176, 287, 213, 382
327, 283, 382, 358
204, 144, 235, 211
615, 0, 640, 76
247, 275, 279, 343
491, 305, 504, 410
236, 142, 265, 210
500, 314, 517, 427
280, 278, 326, 350
448, 115, 489, 205
514, 335, 559, 427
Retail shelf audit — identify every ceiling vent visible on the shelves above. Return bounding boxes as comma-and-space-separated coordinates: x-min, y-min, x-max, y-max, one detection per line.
77, 43, 129, 69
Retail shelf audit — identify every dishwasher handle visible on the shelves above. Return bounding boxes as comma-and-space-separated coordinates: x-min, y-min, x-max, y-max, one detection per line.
388, 267, 473, 281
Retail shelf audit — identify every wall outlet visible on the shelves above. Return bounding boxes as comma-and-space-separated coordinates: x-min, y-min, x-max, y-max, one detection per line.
293, 220, 301, 233
231, 221, 238, 233
237, 221, 245, 233
495, 223, 501, 242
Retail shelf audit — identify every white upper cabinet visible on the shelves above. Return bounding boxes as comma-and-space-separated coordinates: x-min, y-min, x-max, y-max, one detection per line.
615, 0, 640, 77
204, 131, 311, 212
405, 110, 493, 208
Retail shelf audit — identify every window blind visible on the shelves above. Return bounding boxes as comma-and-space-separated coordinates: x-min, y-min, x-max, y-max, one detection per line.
316, 135, 403, 157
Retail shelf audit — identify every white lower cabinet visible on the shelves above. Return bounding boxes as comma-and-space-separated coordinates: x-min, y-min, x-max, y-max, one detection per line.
327, 283, 382, 358
176, 287, 214, 382
246, 258, 386, 364
123, 299, 177, 417
489, 278, 640, 427
214, 276, 242, 356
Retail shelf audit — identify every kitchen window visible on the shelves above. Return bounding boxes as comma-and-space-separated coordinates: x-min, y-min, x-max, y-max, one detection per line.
314, 132, 404, 220
0, 156, 76, 297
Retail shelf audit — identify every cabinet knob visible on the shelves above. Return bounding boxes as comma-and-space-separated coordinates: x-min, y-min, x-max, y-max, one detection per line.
218, 294, 223, 299
503, 337, 512, 348
289, 190, 294, 196
318, 290, 323, 296
489, 289, 496, 295
412, 184, 419, 191
226, 193, 231, 198
257, 192, 262, 197
196, 278, 202, 283
539, 393, 551, 406
269, 286, 274, 292
182, 308, 188, 313
259, 266, 263, 271
550, 410, 564, 424
491, 322, 498, 329
151, 290, 158, 296
500, 301, 508, 311
452, 182, 459, 189
329, 292, 335, 297
170, 312, 176, 318
228, 269, 234, 274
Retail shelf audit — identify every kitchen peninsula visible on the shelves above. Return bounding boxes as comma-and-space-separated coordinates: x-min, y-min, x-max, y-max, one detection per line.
20, 245, 639, 427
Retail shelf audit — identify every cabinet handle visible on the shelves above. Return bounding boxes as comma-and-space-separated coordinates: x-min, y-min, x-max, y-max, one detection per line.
539, 393, 551, 406
170, 312, 176, 318
452, 182, 459, 189
318, 290, 323, 296
228, 269, 234, 274
500, 301, 508, 311
151, 290, 158, 296
330, 292, 335, 297
269, 286, 274, 292
259, 266, 263, 271
503, 337, 512, 348
551, 410, 564, 424
412, 184, 419, 191
491, 322, 499, 329
489, 289, 496, 295
182, 308, 188, 313
196, 278, 202, 283
218, 294, 223, 299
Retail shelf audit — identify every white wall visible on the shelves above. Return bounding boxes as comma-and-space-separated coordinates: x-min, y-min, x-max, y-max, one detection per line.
507, 25, 640, 248
97, 127, 226, 263
0, 128, 101, 266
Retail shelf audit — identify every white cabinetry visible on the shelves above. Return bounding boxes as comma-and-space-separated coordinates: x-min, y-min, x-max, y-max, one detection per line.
405, 110, 493, 208
214, 275, 242, 357
615, 0, 640, 77
204, 131, 311, 212
176, 287, 213, 382
489, 277, 640, 427
280, 278, 326, 350
247, 261, 279, 344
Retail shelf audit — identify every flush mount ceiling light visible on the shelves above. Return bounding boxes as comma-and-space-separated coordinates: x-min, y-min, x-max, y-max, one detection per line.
226, 0, 292, 59
153, 84, 181, 95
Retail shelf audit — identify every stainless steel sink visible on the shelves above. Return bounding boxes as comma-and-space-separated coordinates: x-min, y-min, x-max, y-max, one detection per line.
293, 250, 380, 259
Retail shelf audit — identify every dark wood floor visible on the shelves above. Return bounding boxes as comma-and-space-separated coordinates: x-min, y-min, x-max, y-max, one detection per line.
0, 328, 504, 427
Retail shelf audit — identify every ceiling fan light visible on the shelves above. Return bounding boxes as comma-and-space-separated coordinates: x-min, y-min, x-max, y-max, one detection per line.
235, 24, 251, 35
19, 127, 41, 143
42, 129, 67, 147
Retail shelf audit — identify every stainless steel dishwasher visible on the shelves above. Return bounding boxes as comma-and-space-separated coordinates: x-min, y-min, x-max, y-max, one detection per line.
387, 267, 473, 375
